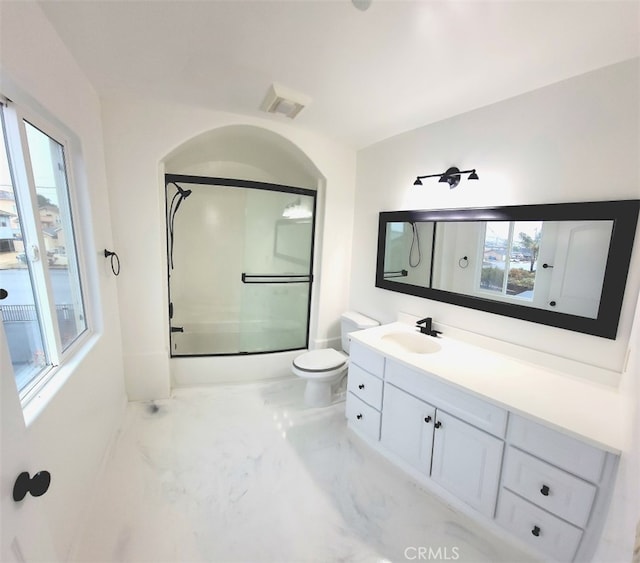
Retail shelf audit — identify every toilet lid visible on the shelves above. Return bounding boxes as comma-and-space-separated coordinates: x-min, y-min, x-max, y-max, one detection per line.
293, 349, 347, 372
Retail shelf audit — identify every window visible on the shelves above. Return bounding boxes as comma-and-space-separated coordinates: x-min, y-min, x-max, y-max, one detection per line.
0, 99, 87, 400
478, 221, 543, 300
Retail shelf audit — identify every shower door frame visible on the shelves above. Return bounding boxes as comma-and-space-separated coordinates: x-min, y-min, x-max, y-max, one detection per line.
164, 174, 317, 358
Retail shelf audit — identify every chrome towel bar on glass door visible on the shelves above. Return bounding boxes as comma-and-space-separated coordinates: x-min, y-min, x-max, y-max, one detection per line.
241, 273, 313, 284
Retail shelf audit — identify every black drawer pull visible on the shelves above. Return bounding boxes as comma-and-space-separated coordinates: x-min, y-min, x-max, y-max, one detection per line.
356, 414, 363, 420
358, 384, 365, 390
434, 421, 442, 429
531, 526, 541, 537
540, 484, 550, 496
424, 416, 432, 423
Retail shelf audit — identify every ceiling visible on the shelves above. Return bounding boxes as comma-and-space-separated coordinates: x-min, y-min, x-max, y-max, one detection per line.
38, 1, 640, 149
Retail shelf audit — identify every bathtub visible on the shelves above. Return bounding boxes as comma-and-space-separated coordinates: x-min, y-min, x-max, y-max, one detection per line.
169, 319, 307, 386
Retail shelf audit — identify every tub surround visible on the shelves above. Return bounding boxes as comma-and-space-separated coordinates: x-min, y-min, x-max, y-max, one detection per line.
346, 320, 623, 561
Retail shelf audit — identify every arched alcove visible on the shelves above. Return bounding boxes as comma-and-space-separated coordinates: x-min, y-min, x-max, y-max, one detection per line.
161, 124, 327, 384
163, 124, 322, 189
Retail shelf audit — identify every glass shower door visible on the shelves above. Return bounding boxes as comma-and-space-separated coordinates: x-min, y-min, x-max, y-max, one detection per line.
238, 188, 315, 353
166, 175, 315, 357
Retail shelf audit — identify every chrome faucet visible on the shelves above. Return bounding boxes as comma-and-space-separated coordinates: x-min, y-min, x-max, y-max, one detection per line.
416, 317, 442, 337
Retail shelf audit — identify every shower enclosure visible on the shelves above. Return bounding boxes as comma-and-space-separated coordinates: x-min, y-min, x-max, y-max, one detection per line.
165, 174, 316, 357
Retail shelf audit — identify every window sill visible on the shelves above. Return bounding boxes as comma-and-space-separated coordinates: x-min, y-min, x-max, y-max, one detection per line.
22, 331, 98, 428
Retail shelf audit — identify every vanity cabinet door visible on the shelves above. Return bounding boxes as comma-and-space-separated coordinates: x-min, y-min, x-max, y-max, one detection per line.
380, 383, 436, 475
431, 410, 504, 517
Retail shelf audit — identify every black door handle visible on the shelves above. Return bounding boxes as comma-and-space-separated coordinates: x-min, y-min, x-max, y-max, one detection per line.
13, 471, 51, 502
0, 288, 7, 300
540, 484, 550, 496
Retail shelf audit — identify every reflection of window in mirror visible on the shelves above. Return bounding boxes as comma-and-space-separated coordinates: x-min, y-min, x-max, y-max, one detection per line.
477, 221, 543, 302
471, 220, 612, 318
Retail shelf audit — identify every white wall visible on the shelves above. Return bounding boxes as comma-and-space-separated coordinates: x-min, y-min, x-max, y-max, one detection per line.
101, 99, 356, 399
0, 1, 126, 559
593, 289, 640, 561
351, 59, 640, 375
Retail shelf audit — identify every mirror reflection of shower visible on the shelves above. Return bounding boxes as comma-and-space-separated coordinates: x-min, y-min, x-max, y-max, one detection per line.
167, 182, 192, 271
165, 175, 316, 357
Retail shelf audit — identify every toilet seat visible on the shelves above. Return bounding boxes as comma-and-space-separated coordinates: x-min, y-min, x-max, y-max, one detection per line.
292, 349, 347, 378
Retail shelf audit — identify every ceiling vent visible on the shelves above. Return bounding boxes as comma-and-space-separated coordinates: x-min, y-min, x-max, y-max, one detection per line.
260, 83, 311, 119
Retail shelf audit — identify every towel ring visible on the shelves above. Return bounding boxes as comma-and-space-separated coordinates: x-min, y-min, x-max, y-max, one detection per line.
104, 249, 121, 276
458, 256, 469, 268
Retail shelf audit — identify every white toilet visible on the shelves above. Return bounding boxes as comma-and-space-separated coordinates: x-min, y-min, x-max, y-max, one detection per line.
292, 311, 379, 407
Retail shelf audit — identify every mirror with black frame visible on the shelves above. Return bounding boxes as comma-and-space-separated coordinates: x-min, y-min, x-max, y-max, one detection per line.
376, 200, 640, 339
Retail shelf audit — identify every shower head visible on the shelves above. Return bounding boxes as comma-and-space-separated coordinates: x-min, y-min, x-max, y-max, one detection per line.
177, 186, 192, 198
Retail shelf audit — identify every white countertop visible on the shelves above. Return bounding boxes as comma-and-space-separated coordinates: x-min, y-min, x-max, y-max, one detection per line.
350, 322, 629, 454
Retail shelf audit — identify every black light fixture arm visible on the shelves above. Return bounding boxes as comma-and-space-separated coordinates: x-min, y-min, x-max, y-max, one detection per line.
414, 166, 479, 188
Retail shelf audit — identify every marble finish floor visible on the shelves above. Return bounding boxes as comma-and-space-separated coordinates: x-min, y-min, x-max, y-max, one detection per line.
74, 378, 539, 563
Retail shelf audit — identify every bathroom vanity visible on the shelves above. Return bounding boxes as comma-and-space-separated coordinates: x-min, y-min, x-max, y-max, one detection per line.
345, 322, 622, 562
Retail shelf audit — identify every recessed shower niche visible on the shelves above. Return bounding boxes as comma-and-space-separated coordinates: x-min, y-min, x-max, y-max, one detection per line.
163, 126, 321, 359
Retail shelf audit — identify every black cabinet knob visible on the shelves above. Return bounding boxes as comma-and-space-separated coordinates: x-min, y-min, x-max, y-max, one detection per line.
358, 384, 365, 390
434, 421, 442, 429
531, 525, 541, 537
0, 288, 8, 300
356, 414, 363, 420
424, 416, 432, 423
549, 301, 556, 307
540, 484, 550, 496
13, 471, 51, 502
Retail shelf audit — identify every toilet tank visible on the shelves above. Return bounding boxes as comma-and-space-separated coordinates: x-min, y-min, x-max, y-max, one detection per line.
340, 311, 379, 353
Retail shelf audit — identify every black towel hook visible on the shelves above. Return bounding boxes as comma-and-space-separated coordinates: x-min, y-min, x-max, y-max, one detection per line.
104, 249, 121, 276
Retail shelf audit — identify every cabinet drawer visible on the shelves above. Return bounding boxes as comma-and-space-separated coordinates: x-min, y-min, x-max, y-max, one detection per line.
385, 360, 507, 438
496, 489, 583, 562
349, 341, 384, 378
502, 447, 596, 528
346, 392, 381, 441
347, 364, 384, 410
508, 415, 606, 483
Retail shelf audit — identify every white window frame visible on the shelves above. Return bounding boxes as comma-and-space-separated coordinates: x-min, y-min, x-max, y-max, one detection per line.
1, 96, 92, 406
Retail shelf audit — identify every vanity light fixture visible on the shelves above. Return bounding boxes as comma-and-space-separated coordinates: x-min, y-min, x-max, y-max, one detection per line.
413, 166, 479, 189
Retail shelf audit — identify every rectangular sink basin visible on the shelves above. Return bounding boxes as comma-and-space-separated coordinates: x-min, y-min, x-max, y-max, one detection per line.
380, 331, 441, 354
